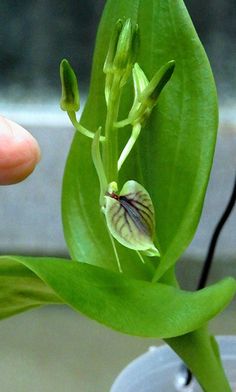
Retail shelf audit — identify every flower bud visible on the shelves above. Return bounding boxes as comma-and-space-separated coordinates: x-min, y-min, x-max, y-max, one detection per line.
104, 19, 138, 76
103, 19, 123, 74
140, 60, 175, 107
129, 24, 139, 66
113, 19, 133, 71
103, 19, 139, 104
104, 180, 160, 257
128, 60, 175, 125
60, 59, 80, 112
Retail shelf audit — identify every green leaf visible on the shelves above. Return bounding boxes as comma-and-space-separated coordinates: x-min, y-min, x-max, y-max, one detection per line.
166, 327, 232, 392
0, 257, 62, 320
0, 256, 235, 338
62, 0, 218, 280
135, 1, 218, 281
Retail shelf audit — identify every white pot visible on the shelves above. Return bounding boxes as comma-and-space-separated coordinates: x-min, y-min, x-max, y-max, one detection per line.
110, 336, 236, 392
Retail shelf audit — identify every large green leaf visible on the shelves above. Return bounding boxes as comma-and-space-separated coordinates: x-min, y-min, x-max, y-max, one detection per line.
62, 0, 218, 280
0, 257, 62, 320
0, 256, 235, 338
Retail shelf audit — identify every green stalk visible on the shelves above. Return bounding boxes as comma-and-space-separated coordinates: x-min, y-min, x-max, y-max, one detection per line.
118, 123, 141, 171
103, 74, 122, 183
91, 128, 108, 207
68, 111, 105, 141
165, 325, 232, 392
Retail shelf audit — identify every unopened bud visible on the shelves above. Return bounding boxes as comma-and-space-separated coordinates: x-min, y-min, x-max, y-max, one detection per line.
140, 60, 175, 107
119, 23, 139, 88
60, 59, 80, 112
128, 61, 175, 125
113, 19, 133, 71
103, 19, 123, 74
130, 24, 139, 66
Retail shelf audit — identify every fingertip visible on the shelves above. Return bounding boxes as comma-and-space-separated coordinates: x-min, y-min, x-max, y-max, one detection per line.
0, 116, 41, 185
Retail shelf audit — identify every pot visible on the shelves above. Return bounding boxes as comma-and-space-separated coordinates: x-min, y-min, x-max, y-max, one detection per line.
110, 336, 236, 392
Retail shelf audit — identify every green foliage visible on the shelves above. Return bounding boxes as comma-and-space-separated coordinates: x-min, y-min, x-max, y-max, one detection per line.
0, 256, 235, 339
0, 1, 235, 389
0, 0, 233, 348
166, 327, 232, 391
0, 257, 61, 320
62, 0, 218, 281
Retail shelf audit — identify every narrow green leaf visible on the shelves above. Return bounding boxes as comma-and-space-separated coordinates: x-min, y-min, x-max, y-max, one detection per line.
0, 256, 235, 338
62, 0, 218, 281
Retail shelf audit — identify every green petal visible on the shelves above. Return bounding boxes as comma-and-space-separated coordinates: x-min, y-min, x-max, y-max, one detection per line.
132, 63, 149, 99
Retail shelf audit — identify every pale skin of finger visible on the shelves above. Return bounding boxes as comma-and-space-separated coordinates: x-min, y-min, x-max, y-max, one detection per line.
0, 116, 41, 185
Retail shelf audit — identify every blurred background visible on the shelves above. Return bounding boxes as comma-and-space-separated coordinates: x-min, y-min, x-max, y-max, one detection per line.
0, 0, 235, 101
0, 1, 235, 391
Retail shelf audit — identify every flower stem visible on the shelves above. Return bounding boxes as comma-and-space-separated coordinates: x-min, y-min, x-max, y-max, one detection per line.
68, 111, 105, 141
118, 123, 141, 171
91, 128, 108, 207
103, 74, 122, 183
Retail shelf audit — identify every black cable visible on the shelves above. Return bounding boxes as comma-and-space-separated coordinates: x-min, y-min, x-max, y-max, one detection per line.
184, 171, 236, 386
184, 368, 193, 386
197, 172, 236, 290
